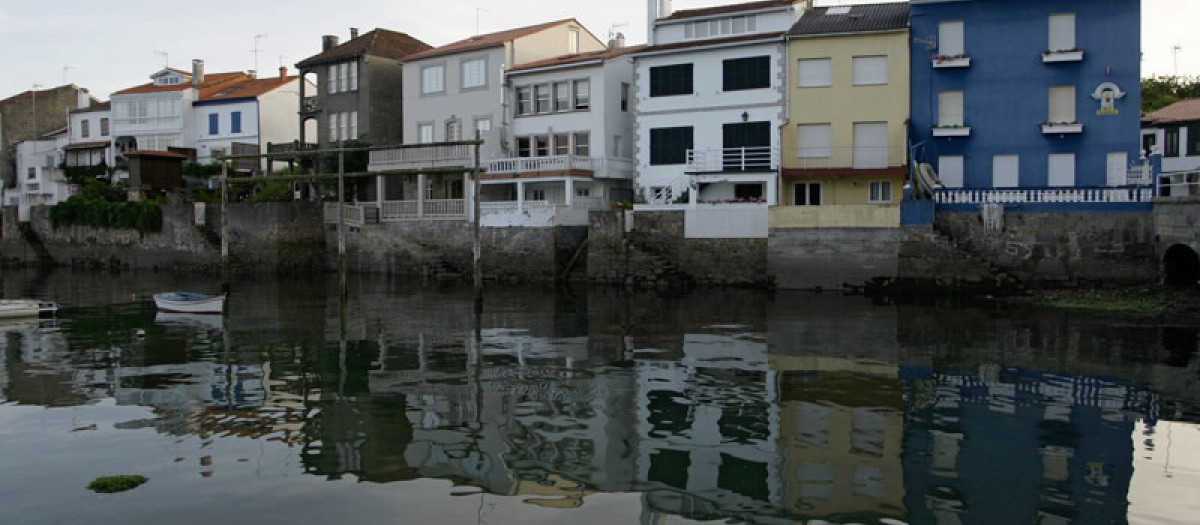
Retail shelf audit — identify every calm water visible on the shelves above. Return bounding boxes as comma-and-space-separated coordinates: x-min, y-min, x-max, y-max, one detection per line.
1, 269, 1198, 525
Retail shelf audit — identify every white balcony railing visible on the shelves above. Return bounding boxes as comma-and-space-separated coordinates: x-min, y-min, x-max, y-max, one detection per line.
324, 200, 465, 224
369, 143, 474, 172
486, 155, 634, 179
934, 187, 1154, 204
787, 146, 907, 170
1158, 171, 1200, 198
686, 147, 779, 173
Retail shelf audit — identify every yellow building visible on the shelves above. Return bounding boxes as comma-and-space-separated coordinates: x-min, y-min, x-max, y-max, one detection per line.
776, 3, 910, 229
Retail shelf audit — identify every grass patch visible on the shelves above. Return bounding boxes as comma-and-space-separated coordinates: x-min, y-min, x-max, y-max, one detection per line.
87, 475, 148, 493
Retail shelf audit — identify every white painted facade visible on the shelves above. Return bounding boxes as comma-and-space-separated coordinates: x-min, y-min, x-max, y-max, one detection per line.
1143, 126, 1200, 174
110, 68, 197, 154
192, 79, 306, 169
13, 131, 71, 206
633, 1, 805, 206
66, 105, 115, 173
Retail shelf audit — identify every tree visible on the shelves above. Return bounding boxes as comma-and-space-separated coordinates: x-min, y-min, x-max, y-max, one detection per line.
1142, 75, 1200, 114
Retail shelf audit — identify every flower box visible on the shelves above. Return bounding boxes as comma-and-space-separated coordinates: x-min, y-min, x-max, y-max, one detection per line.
932, 55, 971, 68
1041, 122, 1083, 134
933, 126, 972, 138
1042, 49, 1084, 63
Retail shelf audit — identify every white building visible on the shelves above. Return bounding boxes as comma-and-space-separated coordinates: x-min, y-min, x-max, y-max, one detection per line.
193, 66, 311, 169
481, 42, 641, 226
12, 129, 69, 206
1142, 98, 1200, 195
633, 0, 809, 206
63, 102, 115, 185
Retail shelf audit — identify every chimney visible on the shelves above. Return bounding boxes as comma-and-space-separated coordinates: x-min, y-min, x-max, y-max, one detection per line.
350, 27, 359, 39
616, 33, 626, 48
192, 59, 205, 86
279, 66, 288, 78
647, 0, 672, 46
248, 70, 257, 79
322, 35, 340, 51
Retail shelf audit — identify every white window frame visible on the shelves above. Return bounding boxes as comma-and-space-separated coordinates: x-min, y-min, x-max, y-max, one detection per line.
1048, 153, 1075, 187
939, 21, 965, 56
1048, 13, 1076, 52
798, 58, 832, 88
516, 87, 533, 116
461, 57, 487, 90
348, 111, 358, 140
554, 82, 571, 112
793, 181, 822, 206
938, 156, 964, 189
852, 56, 888, 86
992, 155, 1020, 188
349, 61, 359, 91
328, 112, 339, 141
574, 80, 590, 110
328, 64, 338, 94
417, 122, 434, 144
798, 123, 832, 158
938, 91, 965, 127
868, 180, 893, 203
421, 64, 445, 95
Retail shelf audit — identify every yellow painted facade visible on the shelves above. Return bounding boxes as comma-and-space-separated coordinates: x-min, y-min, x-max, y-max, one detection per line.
781, 30, 910, 208
769, 203, 900, 228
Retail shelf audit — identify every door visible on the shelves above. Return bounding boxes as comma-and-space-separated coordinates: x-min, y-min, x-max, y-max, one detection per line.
722, 121, 771, 171
1107, 152, 1128, 187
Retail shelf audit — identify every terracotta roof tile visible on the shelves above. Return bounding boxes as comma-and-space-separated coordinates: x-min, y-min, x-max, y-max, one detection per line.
113, 72, 251, 96
788, 2, 910, 37
125, 149, 189, 159
296, 28, 431, 69
403, 19, 579, 62
660, 0, 799, 21
69, 101, 112, 114
1144, 98, 1200, 124
636, 31, 786, 54
509, 46, 647, 73
64, 141, 111, 150
201, 75, 299, 101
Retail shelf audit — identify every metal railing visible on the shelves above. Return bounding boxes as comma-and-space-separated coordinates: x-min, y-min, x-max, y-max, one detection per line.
323, 203, 364, 227
485, 155, 635, 179
369, 143, 475, 171
300, 97, 320, 114
1158, 171, 1200, 198
934, 187, 1154, 204
686, 147, 779, 173
787, 146, 906, 170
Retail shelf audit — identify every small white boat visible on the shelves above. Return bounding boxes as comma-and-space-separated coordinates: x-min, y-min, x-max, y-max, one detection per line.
153, 292, 226, 314
0, 299, 58, 319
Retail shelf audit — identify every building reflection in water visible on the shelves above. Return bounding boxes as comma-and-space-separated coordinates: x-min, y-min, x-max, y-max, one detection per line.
1, 280, 1197, 525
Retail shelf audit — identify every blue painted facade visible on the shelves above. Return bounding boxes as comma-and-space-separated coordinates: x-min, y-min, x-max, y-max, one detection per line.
909, 0, 1142, 193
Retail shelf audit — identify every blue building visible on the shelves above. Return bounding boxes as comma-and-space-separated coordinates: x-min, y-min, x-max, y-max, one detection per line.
909, 0, 1148, 209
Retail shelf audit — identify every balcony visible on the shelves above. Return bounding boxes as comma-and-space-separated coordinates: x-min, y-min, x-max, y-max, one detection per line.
300, 97, 320, 115
932, 55, 971, 68
368, 143, 475, 172
1041, 122, 1083, 135
323, 199, 466, 225
1043, 49, 1084, 63
933, 126, 971, 138
934, 187, 1153, 205
486, 155, 634, 179
787, 146, 907, 170
686, 147, 779, 173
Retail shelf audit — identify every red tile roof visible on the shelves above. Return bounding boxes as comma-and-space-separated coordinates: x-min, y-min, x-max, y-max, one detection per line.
64, 141, 111, 150
202, 76, 299, 101
296, 28, 432, 68
1144, 98, 1200, 124
403, 19, 580, 62
660, 0, 799, 21
509, 46, 647, 73
113, 72, 251, 96
69, 101, 111, 114
124, 150, 189, 159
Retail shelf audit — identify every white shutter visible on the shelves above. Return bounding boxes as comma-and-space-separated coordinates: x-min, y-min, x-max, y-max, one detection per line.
328, 113, 338, 141
938, 156, 964, 188
1107, 152, 1128, 187
1048, 153, 1075, 187
349, 61, 359, 91
1049, 86, 1076, 123
939, 21, 964, 56
798, 124, 831, 158
328, 65, 337, 93
853, 122, 888, 169
798, 59, 832, 87
1048, 14, 1076, 51
339, 63, 348, 93
349, 111, 358, 139
939, 91, 964, 126
852, 56, 888, 86
992, 155, 1020, 188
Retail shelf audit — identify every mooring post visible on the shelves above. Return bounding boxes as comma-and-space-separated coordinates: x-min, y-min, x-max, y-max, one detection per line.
220, 158, 229, 290
338, 150, 347, 303
472, 132, 483, 314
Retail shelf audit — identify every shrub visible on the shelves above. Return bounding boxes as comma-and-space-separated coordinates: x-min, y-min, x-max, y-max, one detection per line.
87, 475, 148, 493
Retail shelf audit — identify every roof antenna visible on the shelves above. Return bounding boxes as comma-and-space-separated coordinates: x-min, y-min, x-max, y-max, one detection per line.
63, 64, 76, 85
154, 50, 169, 68
252, 34, 268, 77
476, 6, 491, 36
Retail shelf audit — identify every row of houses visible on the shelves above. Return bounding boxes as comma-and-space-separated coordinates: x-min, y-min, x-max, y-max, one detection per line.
6, 0, 1193, 232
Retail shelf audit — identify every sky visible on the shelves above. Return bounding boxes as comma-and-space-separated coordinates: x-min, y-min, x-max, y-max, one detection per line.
2, 0, 1197, 102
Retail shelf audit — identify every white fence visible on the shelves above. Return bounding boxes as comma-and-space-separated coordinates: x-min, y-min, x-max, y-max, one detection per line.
325, 200, 465, 224
368, 143, 475, 172
479, 199, 603, 227
686, 147, 779, 173
1158, 171, 1200, 199
934, 187, 1153, 204
485, 155, 634, 179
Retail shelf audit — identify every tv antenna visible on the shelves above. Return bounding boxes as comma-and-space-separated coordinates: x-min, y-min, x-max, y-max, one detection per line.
608, 23, 628, 41
63, 64, 76, 85
1172, 45, 1182, 76
475, 7, 491, 36
252, 34, 268, 75
154, 50, 169, 68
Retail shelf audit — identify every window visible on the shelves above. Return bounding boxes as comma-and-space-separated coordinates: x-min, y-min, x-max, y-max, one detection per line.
329, 113, 338, 141
723, 56, 770, 91
208, 113, 220, 135
516, 137, 532, 157
446, 119, 462, 142
554, 82, 571, 111
328, 64, 338, 94
530, 189, 547, 201
685, 15, 755, 39
339, 63, 349, 93
650, 64, 693, 97
939, 21, 965, 56
621, 83, 630, 112
574, 80, 590, 110
723, 121, 771, 170
649, 126, 693, 165
475, 117, 492, 134
417, 123, 434, 143
798, 58, 831, 87
853, 122, 888, 169
534, 136, 550, 156
938, 91, 964, 127
1188, 124, 1200, 156
573, 132, 590, 156
794, 182, 822, 205
852, 56, 888, 86
1048, 86, 1076, 123
938, 156, 964, 188
349, 111, 358, 140
349, 61, 359, 91
80, 119, 90, 138
553, 133, 570, 156
535, 85, 551, 113
869, 181, 893, 203
1164, 126, 1180, 157
516, 87, 533, 115
461, 58, 486, 89
1142, 133, 1157, 157
231, 111, 242, 134
27, 167, 36, 180
421, 65, 445, 94
1048, 14, 1076, 51
992, 155, 1019, 188
1048, 153, 1075, 187
797, 124, 832, 158
569, 29, 580, 54
339, 112, 348, 142
100, 118, 109, 136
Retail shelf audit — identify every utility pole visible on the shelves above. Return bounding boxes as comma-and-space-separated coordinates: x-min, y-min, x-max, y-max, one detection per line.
1172, 45, 1182, 77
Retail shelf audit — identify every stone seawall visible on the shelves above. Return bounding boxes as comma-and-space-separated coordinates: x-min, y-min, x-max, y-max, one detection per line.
769, 228, 900, 290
